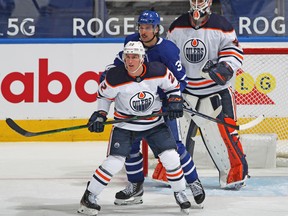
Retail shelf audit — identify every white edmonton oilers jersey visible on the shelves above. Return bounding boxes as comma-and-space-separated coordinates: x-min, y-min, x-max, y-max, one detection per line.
97, 62, 181, 131
167, 13, 243, 96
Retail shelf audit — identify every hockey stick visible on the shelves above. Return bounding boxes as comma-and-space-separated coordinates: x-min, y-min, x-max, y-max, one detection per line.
183, 107, 264, 130
6, 113, 167, 137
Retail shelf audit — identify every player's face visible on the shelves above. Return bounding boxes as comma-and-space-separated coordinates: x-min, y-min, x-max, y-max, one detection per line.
124, 54, 142, 75
138, 24, 156, 43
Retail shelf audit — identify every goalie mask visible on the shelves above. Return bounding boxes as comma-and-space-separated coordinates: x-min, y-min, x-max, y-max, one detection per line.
189, 0, 212, 28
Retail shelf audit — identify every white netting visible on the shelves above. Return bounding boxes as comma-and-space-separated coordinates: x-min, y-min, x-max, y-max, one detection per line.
236, 48, 288, 141
236, 48, 288, 166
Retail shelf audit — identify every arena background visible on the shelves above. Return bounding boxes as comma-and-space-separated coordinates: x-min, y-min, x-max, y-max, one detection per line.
0, 0, 287, 142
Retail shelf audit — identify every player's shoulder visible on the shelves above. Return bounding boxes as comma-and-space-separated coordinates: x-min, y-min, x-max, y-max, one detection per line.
145, 62, 168, 78
157, 37, 180, 52
105, 65, 131, 86
124, 33, 140, 44
205, 13, 234, 32
169, 13, 190, 32
159, 37, 178, 48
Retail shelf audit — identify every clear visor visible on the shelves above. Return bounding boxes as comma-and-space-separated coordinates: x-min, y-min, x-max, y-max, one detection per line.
123, 53, 144, 61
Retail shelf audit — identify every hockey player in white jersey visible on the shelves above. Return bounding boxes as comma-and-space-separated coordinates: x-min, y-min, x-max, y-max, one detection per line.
103, 9, 205, 206
78, 41, 191, 216
167, 0, 248, 189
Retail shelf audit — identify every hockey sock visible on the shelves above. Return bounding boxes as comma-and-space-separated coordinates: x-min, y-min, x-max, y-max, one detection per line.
88, 155, 125, 195
159, 149, 186, 192
177, 142, 198, 184
125, 152, 145, 183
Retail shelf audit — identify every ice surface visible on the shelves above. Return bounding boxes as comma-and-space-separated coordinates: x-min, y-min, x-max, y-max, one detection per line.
0, 142, 287, 216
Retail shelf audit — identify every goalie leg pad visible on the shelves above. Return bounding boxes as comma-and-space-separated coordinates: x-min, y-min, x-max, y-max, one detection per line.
200, 118, 248, 188
180, 112, 198, 157
182, 91, 248, 188
197, 93, 247, 188
197, 94, 231, 188
181, 93, 222, 160
180, 93, 200, 157
218, 117, 248, 185
152, 160, 168, 182
183, 94, 205, 127
200, 124, 231, 188
183, 93, 223, 127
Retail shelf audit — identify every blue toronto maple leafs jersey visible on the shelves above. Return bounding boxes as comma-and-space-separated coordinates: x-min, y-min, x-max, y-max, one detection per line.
103, 33, 187, 96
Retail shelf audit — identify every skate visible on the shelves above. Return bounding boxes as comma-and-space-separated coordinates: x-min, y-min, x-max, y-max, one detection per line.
114, 181, 144, 205
174, 190, 191, 214
189, 178, 205, 207
78, 182, 101, 216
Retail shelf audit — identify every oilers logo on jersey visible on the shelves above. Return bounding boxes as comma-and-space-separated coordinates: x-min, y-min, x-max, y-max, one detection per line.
130, 91, 154, 112
183, 39, 207, 63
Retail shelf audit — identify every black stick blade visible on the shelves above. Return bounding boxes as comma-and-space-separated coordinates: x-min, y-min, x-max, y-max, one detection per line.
5, 118, 36, 137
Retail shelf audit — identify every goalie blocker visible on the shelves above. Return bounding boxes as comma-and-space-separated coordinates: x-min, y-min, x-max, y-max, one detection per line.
181, 93, 248, 189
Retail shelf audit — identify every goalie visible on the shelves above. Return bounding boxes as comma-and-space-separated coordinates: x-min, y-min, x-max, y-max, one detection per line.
166, 0, 249, 189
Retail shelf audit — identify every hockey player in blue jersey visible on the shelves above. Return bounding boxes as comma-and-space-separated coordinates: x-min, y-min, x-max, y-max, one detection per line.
101, 9, 205, 206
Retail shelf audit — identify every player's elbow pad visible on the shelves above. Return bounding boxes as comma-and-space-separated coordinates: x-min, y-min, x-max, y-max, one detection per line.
208, 62, 234, 86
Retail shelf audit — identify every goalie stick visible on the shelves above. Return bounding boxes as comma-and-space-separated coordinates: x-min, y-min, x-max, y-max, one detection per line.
183, 106, 265, 130
6, 112, 168, 137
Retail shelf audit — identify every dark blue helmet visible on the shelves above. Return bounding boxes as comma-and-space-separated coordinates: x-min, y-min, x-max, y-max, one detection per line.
137, 10, 160, 26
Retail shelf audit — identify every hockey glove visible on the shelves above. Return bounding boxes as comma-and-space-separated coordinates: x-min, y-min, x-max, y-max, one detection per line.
167, 95, 184, 119
88, 111, 107, 132
200, 60, 214, 79
201, 60, 234, 85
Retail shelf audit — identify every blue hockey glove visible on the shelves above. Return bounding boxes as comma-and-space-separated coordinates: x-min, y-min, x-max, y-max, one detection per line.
88, 111, 107, 132
167, 95, 183, 119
